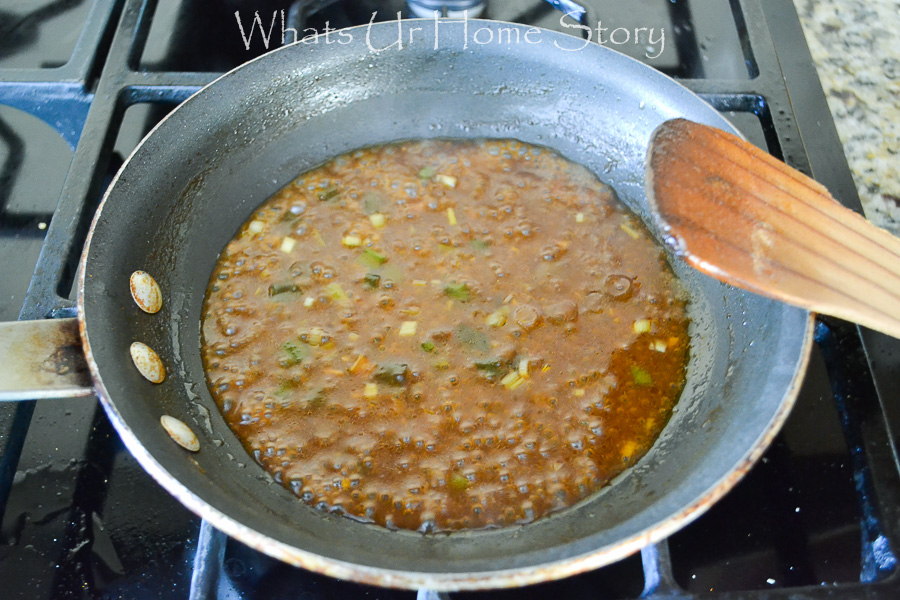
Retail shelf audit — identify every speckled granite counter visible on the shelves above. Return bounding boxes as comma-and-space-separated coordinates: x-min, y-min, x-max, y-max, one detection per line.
793, 0, 900, 233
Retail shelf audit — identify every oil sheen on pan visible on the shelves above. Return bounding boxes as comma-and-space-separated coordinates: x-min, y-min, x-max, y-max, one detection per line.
200, 139, 690, 533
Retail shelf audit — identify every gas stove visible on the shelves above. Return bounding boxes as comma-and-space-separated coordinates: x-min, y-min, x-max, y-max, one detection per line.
2, 1, 900, 598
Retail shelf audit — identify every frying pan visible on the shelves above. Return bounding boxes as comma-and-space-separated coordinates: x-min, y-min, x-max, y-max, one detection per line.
0, 20, 813, 589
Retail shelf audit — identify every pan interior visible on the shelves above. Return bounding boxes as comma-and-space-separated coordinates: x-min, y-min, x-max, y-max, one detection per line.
80, 20, 810, 584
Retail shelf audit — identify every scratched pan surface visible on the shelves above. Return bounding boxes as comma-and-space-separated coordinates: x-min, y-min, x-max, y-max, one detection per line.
78, 20, 813, 590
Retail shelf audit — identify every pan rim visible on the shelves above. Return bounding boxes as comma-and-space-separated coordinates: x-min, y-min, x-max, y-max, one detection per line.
77, 18, 816, 590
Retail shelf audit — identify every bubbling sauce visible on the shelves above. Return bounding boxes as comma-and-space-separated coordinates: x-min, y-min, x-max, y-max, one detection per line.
201, 139, 689, 532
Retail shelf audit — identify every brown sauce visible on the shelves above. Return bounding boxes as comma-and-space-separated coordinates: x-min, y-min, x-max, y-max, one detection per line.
201, 139, 689, 532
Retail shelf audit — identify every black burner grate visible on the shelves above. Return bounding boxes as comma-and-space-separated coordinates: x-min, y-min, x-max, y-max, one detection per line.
2, 1, 900, 598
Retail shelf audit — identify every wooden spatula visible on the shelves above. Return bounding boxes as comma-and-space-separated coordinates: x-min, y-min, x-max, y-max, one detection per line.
646, 118, 900, 339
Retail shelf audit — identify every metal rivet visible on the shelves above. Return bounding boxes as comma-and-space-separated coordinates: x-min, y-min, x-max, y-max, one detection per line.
160, 415, 200, 452
130, 341, 166, 383
130, 270, 163, 314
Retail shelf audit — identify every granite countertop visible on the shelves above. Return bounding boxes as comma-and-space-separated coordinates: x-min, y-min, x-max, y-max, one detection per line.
794, 0, 900, 233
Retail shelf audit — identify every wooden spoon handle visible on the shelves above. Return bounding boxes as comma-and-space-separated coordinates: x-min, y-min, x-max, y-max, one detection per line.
646, 118, 900, 339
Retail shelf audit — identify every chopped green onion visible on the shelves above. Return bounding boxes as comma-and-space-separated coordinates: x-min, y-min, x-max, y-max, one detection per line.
325, 283, 349, 305
621, 222, 640, 239
631, 365, 653, 386
268, 282, 301, 297
444, 282, 471, 302
363, 273, 381, 288
318, 186, 340, 201
421, 341, 436, 353
449, 472, 469, 491
359, 248, 387, 268
300, 327, 327, 346
418, 166, 436, 179
486, 307, 508, 327
280, 341, 307, 366
349, 354, 369, 374
435, 174, 457, 188
307, 389, 327, 410
500, 371, 522, 389
279, 237, 296, 253
633, 319, 651, 334
470, 239, 491, 252
278, 210, 303, 224
380, 263, 404, 284
474, 359, 503, 377
274, 377, 302, 396
362, 192, 382, 215
374, 363, 409, 386
455, 324, 490, 353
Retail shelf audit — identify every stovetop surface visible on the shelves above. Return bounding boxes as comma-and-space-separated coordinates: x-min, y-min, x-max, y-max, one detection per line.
1, 1, 900, 598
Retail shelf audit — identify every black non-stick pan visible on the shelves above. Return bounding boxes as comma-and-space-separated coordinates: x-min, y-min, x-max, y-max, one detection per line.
0, 20, 812, 590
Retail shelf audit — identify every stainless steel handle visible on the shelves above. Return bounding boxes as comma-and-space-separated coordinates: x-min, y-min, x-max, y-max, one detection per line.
0, 318, 94, 400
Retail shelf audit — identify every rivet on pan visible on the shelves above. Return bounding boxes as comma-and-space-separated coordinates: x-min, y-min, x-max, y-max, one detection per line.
130, 270, 163, 314
160, 415, 200, 452
130, 341, 166, 383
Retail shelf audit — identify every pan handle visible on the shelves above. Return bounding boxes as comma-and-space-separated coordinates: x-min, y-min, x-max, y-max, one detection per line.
0, 318, 94, 401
